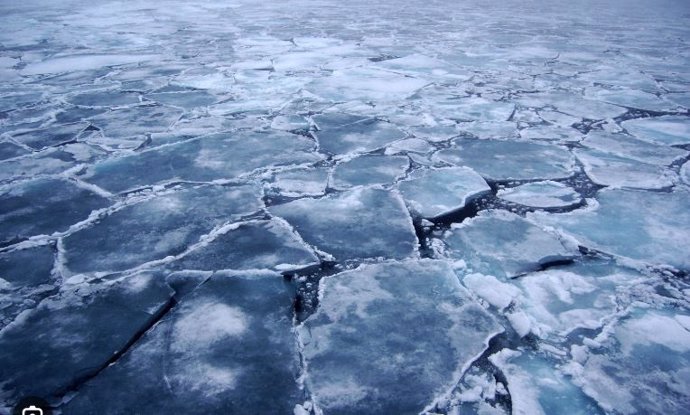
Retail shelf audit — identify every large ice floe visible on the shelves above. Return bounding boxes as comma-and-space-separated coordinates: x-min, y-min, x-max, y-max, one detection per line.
1, 0, 690, 414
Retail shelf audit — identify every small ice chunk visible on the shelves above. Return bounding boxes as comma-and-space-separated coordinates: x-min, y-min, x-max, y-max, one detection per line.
622, 116, 690, 145
268, 187, 417, 261
444, 210, 578, 278
497, 181, 581, 208
398, 166, 490, 218
298, 260, 500, 414
330, 154, 408, 190
434, 139, 575, 180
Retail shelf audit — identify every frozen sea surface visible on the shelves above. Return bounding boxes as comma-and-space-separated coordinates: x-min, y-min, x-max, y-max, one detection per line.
1, 0, 689, 414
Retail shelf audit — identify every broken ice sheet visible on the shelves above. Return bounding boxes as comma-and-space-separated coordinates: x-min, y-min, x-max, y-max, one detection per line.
575, 148, 677, 190
510, 261, 644, 339
582, 130, 688, 166
314, 118, 406, 156
529, 188, 690, 269
11, 122, 88, 150
86, 104, 183, 146
307, 66, 428, 102
515, 92, 627, 120
621, 115, 690, 146
330, 154, 409, 190
434, 139, 575, 181
585, 87, 677, 112
173, 219, 318, 273
444, 210, 578, 279
268, 187, 417, 261
0, 142, 29, 161
298, 260, 501, 414
79, 131, 320, 193
497, 181, 582, 209
0, 244, 56, 328
398, 166, 490, 219
0, 271, 174, 405
62, 273, 302, 414
62, 184, 262, 274
489, 349, 603, 415
0, 178, 110, 245
565, 308, 690, 415
269, 167, 329, 197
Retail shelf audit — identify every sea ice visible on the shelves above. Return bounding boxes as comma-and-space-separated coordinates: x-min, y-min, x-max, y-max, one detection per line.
565, 308, 690, 414
434, 139, 575, 181
62, 184, 262, 274
307, 66, 428, 102
443, 210, 578, 278
622, 116, 690, 145
529, 188, 690, 269
314, 118, 406, 156
298, 260, 500, 414
330, 154, 408, 190
497, 181, 581, 208
62, 273, 302, 414
0, 142, 29, 161
489, 349, 603, 415
582, 131, 688, 166
398, 166, 490, 218
268, 187, 417, 261
269, 167, 329, 197
173, 219, 319, 273
79, 131, 320, 193
0, 272, 173, 404
575, 148, 677, 189
0, 178, 110, 245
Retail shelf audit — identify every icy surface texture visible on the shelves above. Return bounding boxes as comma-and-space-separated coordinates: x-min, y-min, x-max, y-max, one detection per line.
0, 272, 174, 403
530, 188, 690, 269
497, 181, 582, 208
1, 0, 690, 413
298, 260, 500, 414
63, 184, 263, 274
269, 187, 417, 261
398, 166, 490, 218
63, 273, 303, 414
434, 139, 576, 181
444, 210, 579, 279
